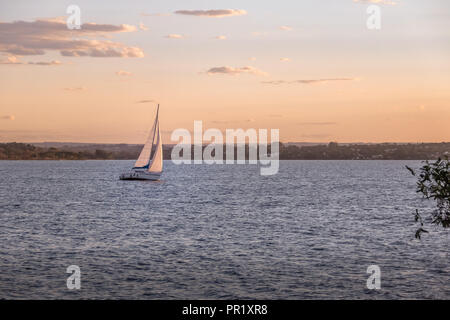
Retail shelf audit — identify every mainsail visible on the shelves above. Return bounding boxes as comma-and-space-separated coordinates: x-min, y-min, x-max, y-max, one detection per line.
133, 105, 159, 169
148, 115, 163, 173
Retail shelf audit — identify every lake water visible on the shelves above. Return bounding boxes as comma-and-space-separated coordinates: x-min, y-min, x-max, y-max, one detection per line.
0, 160, 448, 299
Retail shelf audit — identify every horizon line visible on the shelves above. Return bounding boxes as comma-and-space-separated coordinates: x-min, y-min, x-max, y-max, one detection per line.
2, 141, 450, 145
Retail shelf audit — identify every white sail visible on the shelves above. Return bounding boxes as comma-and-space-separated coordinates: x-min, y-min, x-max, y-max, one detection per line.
148, 117, 163, 173
133, 120, 156, 168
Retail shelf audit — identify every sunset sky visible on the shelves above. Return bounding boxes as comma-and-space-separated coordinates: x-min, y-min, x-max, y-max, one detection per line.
1, 0, 449, 143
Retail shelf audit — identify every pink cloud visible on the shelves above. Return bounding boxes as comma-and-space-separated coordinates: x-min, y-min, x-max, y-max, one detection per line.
175, 9, 247, 18
206, 66, 268, 76
0, 18, 144, 58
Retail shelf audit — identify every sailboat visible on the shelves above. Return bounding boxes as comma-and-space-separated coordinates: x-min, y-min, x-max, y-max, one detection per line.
120, 104, 163, 181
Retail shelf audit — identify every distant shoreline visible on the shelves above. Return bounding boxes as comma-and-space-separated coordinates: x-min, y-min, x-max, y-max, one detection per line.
1, 142, 449, 161
0, 159, 444, 161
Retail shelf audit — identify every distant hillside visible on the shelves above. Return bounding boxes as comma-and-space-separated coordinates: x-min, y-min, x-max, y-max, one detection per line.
0, 143, 115, 160
30, 142, 144, 159
280, 142, 450, 160
1, 142, 449, 160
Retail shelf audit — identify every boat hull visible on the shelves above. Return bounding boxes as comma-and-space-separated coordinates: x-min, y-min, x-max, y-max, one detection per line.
119, 170, 161, 181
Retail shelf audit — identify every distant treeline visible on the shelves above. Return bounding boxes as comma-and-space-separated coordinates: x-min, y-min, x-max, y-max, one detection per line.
0, 142, 449, 160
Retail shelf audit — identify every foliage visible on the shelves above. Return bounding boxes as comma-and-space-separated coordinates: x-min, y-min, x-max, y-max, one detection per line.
406, 157, 450, 239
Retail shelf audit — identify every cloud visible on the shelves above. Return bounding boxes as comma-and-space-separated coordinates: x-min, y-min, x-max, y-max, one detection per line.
63, 86, 86, 91
215, 35, 227, 40
135, 100, 155, 104
0, 18, 144, 58
280, 57, 291, 62
0, 55, 21, 64
0, 55, 62, 65
279, 26, 293, 31
298, 122, 337, 126
166, 34, 184, 39
262, 78, 357, 85
206, 66, 268, 76
0, 115, 15, 120
116, 70, 132, 76
353, 0, 397, 5
28, 60, 62, 66
210, 119, 255, 124
60, 46, 143, 58
139, 22, 149, 31
174, 9, 247, 18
